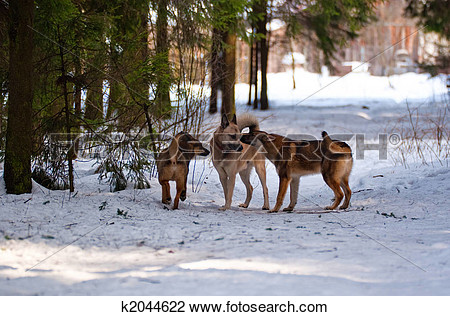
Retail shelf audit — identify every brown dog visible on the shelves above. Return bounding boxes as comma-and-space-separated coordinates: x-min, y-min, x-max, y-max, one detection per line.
157, 132, 209, 209
211, 114, 270, 210
240, 130, 353, 213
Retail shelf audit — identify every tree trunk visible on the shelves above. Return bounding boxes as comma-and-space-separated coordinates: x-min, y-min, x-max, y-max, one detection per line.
259, 0, 269, 110
155, 0, 171, 118
247, 36, 254, 106
0, 93, 4, 136
4, 0, 34, 194
221, 32, 236, 116
209, 27, 223, 114
84, 63, 103, 121
57, 34, 74, 192
253, 40, 259, 110
289, 39, 296, 89
73, 47, 82, 153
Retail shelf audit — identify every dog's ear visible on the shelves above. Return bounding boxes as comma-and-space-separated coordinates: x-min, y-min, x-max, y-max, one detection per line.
221, 114, 229, 129
231, 114, 237, 125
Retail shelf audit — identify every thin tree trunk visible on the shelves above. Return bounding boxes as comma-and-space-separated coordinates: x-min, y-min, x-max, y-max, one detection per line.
247, 36, 254, 106
209, 27, 222, 114
155, 0, 171, 118
222, 32, 236, 116
57, 31, 74, 192
253, 40, 259, 110
84, 65, 103, 121
4, 0, 34, 194
259, 0, 269, 110
73, 52, 82, 153
0, 93, 3, 136
289, 39, 296, 89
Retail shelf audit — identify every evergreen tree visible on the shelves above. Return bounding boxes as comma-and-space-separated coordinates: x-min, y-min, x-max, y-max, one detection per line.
4, 0, 35, 194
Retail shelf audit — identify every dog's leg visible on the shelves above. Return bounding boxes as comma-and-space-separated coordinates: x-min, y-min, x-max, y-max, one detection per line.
283, 176, 300, 212
339, 175, 351, 209
254, 160, 270, 210
181, 172, 188, 201
323, 176, 344, 210
219, 173, 236, 210
173, 180, 184, 210
218, 171, 229, 210
238, 167, 253, 208
270, 176, 291, 213
160, 180, 171, 205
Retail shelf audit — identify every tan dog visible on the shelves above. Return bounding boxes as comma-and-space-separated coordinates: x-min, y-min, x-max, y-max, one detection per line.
240, 130, 353, 213
211, 114, 269, 210
157, 132, 209, 209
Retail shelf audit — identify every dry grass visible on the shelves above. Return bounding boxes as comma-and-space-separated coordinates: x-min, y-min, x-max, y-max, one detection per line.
389, 95, 449, 167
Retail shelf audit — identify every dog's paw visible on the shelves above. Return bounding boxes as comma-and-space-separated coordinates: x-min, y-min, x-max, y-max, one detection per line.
324, 205, 336, 210
218, 206, 229, 211
262, 205, 270, 210
268, 209, 279, 213
162, 198, 171, 205
180, 191, 186, 201
339, 205, 349, 210
282, 207, 294, 212
238, 203, 249, 208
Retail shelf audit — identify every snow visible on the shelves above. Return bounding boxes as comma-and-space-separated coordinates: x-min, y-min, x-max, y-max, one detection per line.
1, 71, 449, 295
281, 52, 306, 65
236, 70, 448, 107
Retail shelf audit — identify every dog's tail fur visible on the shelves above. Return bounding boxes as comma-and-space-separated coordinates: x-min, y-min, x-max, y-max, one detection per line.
321, 131, 332, 148
238, 113, 259, 132
321, 131, 352, 155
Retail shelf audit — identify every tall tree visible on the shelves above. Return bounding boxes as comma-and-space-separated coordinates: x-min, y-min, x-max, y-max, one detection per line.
222, 31, 237, 115
4, 0, 34, 194
256, 0, 269, 110
155, 0, 171, 117
207, 0, 246, 116
0, 2, 7, 146
107, 0, 150, 130
209, 27, 224, 114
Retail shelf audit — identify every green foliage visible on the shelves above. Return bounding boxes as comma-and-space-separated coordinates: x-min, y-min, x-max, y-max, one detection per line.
206, 0, 250, 36
279, 0, 379, 65
96, 136, 152, 192
405, 0, 449, 39
32, 135, 70, 190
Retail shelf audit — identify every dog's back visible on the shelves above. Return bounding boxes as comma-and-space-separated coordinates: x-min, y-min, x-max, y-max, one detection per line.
240, 130, 353, 211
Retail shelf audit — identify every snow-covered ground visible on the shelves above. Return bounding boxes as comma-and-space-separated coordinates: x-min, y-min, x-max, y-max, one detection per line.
0, 72, 449, 295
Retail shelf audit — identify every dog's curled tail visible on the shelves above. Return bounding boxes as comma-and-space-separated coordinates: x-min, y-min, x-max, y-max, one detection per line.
238, 113, 259, 132
321, 131, 352, 154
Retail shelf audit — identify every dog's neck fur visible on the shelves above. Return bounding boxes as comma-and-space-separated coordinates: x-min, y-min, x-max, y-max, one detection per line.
168, 134, 195, 164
